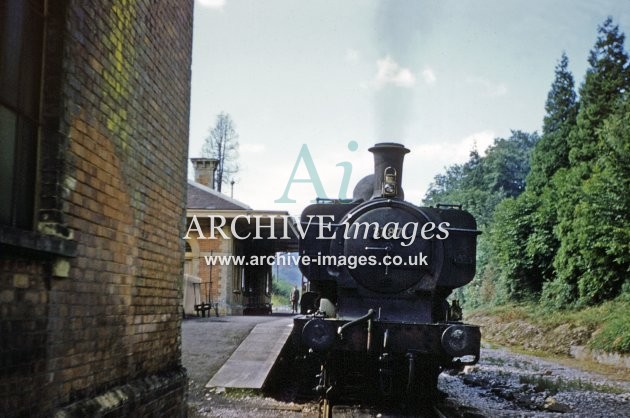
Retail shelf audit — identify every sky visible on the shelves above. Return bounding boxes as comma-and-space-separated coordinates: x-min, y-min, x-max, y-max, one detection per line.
188, 0, 630, 216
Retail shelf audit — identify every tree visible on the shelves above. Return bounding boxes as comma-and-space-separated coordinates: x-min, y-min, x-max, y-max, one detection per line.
527, 52, 578, 193
524, 185, 560, 286
202, 112, 239, 192
422, 131, 538, 307
511, 53, 578, 300
427, 18, 630, 310
490, 193, 540, 301
570, 94, 629, 303
549, 17, 630, 306
543, 53, 579, 136
568, 17, 630, 165
423, 164, 463, 207
481, 130, 539, 198
423, 131, 537, 225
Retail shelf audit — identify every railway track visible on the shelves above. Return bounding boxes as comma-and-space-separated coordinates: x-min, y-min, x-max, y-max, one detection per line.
266, 353, 476, 418
324, 403, 457, 418
432, 404, 452, 418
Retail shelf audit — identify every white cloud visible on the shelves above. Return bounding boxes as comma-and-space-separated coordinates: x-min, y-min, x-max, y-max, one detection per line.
345, 48, 360, 63
453, 130, 495, 159
373, 56, 416, 89
465, 76, 507, 97
410, 130, 496, 166
403, 131, 496, 199
196, 0, 226, 10
421, 67, 436, 85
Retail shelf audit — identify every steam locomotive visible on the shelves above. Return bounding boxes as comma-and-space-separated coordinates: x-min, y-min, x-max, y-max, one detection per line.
292, 143, 481, 412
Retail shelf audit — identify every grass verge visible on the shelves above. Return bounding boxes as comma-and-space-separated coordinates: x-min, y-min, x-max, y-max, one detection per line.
518, 374, 625, 394
469, 298, 630, 353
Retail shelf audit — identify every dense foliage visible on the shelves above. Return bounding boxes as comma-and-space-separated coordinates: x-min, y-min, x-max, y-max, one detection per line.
423, 130, 539, 229
424, 18, 630, 310
272, 277, 293, 306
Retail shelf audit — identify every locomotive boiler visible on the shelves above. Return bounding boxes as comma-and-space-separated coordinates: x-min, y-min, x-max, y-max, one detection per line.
292, 143, 481, 412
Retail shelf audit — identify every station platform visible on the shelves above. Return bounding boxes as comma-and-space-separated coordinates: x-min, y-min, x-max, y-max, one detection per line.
206, 316, 294, 389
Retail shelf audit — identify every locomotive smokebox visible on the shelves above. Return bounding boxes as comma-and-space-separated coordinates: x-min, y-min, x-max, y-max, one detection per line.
369, 142, 410, 200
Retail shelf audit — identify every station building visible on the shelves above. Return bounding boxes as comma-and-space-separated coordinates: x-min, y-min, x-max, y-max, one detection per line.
184, 158, 298, 316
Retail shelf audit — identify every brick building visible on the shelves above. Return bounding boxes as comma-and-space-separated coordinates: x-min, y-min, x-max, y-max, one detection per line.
184, 159, 297, 316
1, 1, 193, 416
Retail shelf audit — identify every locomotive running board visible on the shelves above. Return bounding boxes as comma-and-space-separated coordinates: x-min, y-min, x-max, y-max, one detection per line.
206, 317, 294, 390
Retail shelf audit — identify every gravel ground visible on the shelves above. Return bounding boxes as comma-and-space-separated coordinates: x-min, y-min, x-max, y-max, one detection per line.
442, 346, 630, 417
182, 316, 630, 417
182, 314, 318, 418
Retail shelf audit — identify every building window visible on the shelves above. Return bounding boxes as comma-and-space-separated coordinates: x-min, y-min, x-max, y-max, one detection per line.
0, 0, 46, 229
232, 241, 243, 293
232, 265, 243, 293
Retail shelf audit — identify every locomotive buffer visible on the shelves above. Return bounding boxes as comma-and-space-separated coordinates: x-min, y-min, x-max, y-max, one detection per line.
206, 317, 293, 389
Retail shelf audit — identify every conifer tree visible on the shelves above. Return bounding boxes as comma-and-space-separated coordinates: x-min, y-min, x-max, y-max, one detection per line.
568, 17, 630, 165
572, 94, 630, 303
549, 17, 630, 306
514, 53, 579, 296
527, 53, 578, 192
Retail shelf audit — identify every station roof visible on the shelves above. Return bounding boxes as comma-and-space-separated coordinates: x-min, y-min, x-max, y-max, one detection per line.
186, 180, 298, 253
187, 180, 251, 211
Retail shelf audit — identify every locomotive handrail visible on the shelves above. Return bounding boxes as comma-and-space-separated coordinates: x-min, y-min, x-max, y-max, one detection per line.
315, 197, 354, 204
444, 227, 482, 234
364, 244, 393, 251
436, 203, 462, 210
337, 309, 375, 339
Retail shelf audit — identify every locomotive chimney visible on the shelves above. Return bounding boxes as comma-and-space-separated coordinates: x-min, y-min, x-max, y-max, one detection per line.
368, 142, 410, 200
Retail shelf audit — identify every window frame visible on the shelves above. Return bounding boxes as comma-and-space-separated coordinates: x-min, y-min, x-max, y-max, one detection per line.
0, 0, 76, 258
0, 0, 47, 230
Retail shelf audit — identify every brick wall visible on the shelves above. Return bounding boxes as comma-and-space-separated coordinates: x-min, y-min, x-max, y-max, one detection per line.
194, 233, 225, 305
184, 215, 277, 316
185, 219, 231, 315
0, 259, 50, 416
0, 1, 194, 416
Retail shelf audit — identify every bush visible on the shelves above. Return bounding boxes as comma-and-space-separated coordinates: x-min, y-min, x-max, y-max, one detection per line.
540, 278, 576, 310
588, 301, 630, 353
272, 277, 293, 307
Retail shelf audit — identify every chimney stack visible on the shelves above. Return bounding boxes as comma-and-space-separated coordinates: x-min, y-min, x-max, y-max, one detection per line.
368, 143, 409, 200
191, 158, 219, 189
